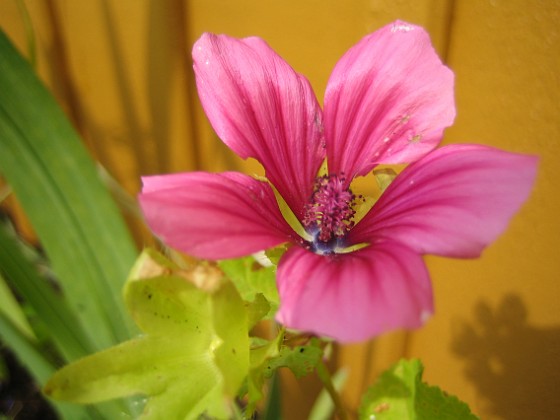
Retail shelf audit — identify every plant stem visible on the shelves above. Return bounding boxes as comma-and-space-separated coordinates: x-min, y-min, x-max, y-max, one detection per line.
316, 358, 347, 420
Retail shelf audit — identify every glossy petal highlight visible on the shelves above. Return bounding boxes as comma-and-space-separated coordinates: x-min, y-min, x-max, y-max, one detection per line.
350, 145, 538, 258
324, 20, 455, 178
139, 172, 295, 259
275, 244, 433, 343
193, 34, 325, 219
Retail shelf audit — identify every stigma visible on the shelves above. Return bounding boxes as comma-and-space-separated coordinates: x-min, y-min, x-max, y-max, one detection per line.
302, 173, 359, 252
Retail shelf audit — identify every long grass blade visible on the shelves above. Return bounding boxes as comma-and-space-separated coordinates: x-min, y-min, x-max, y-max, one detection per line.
0, 311, 102, 419
0, 29, 137, 350
0, 224, 92, 361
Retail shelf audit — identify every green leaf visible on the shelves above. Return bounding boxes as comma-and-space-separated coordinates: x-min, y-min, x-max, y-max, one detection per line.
0, 354, 7, 382
0, 311, 54, 385
246, 293, 271, 329
359, 359, 478, 420
0, 226, 127, 419
266, 344, 323, 379
219, 256, 279, 318
263, 371, 282, 420
45, 249, 250, 419
0, 28, 137, 351
0, 270, 34, 340
0, 224, 92, 362
245, 336, 323, 417
265, 245, 288, 266
0, 311, 103, 419
416, 381, 479, 420
246, 332, 283, 416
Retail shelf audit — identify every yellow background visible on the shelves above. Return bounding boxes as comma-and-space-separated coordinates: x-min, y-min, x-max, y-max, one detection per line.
1, 1, 559, 418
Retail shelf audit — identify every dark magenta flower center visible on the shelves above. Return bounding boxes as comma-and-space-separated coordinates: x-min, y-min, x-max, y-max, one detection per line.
302, 173, 359, 254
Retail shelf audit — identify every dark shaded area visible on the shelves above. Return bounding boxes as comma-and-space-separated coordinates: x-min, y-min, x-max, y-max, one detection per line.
0, 346, 57, 419
452, 294, 560, 420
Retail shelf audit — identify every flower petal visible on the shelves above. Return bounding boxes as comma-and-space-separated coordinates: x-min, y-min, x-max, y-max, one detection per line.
139, 172, 295, 259
324, 20, 455, 178
350, 145, 538, 258
193, 34, 325, 219
275, 244, 433, 343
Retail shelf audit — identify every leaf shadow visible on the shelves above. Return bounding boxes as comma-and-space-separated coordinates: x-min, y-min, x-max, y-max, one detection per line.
451, 293, 560, 420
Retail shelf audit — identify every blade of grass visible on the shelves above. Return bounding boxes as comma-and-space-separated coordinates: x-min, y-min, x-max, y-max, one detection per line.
263, 372, 282, 420
0, 270, 35, 340
0, 29, 137, 350
0, 311, 122, 419
0, 310, 58, 388
0, 224, 92, 362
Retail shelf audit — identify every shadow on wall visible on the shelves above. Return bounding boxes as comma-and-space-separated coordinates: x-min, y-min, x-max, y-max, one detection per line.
451, 294, 560, 420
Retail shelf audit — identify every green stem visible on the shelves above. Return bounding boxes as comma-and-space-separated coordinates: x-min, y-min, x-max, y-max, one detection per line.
316, 358, 347, 420
231, 402, 244, 420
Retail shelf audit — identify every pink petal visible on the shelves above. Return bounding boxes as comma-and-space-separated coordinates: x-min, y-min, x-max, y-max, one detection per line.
350, 145, 538, 258
139, 172, 296, 259
324, 20, 455, 179
275, 244, 433, 343
193, 34, 325, 220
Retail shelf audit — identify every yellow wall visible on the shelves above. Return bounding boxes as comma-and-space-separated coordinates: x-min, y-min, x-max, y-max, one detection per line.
1, 1, 558, 418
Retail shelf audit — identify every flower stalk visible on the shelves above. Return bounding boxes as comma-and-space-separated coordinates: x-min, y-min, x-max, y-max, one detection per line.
316, 358, 347, 420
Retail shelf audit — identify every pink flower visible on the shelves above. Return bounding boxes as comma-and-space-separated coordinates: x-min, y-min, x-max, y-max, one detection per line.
139, 21, 537, 343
